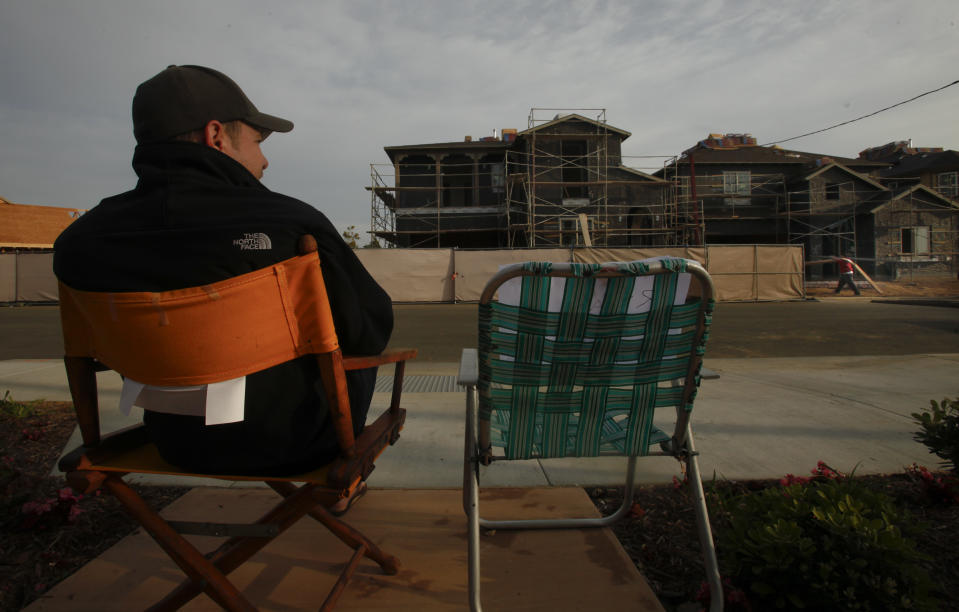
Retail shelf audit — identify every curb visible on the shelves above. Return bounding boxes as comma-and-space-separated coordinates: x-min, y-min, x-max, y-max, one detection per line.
871, 299, 959, 309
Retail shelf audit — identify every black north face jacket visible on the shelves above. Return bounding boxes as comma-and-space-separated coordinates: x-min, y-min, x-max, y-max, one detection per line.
54, 142, 394, 475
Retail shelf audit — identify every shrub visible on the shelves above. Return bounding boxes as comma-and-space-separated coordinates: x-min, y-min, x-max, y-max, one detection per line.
911, 396, 959, 472
712, 468, 937, 611
0, 390, 36, 419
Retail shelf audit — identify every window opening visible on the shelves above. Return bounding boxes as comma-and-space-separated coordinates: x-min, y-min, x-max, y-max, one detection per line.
935, 172, 957, 198
562, 140, 588, 198
442, 156, 473, 207
723, 171, 750, 196
901, 226, 930, 254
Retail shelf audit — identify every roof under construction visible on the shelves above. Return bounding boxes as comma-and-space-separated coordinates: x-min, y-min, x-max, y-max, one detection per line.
0, 197, 84, 248
676, 140, 888, 171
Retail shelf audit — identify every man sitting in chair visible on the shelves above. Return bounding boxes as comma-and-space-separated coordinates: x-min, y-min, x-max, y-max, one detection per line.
54, 65, 392, 512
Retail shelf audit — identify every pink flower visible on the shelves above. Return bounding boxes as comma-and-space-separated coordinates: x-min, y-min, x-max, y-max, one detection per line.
780, 474, 810, 487
66, 504, 84, 523
22, 499, 54, 515
58, 488, 82, 503
810, 461, 842, 479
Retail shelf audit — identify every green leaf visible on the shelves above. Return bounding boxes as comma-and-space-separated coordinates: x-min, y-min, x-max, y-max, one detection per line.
787, 592, 806, 608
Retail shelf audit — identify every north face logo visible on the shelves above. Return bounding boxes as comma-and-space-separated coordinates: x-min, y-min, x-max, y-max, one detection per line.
233, 232, 272, 250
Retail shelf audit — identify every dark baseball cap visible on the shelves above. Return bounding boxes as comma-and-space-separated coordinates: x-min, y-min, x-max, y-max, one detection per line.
132, 65, 294, 144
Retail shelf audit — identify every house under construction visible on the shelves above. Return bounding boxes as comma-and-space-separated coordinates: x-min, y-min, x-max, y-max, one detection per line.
658, 134, 959, 278
369, 115, 959, 279
368, 109, 698, 249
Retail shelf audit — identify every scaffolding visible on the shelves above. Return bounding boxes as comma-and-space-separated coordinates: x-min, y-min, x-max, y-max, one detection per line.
505, 108, 699, 248
662, 148, 880, 263
783, 181, 860, 261
780, 180, 959, 280
368, 154, 510, 248
681, 173, 787, 233
502, 108, 608, 247
658, 156, 777, 246
369, 163, 395, 247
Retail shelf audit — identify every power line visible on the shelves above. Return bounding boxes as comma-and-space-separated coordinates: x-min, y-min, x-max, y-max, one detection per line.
761, 79, 959, 147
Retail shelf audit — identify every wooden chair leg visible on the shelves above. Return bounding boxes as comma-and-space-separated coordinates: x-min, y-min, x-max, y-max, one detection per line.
321, 543, 368, 612
101, 475, 257, 612
149, 481, 332, 610
151, 481, 400, 611
268, 481, 401, 574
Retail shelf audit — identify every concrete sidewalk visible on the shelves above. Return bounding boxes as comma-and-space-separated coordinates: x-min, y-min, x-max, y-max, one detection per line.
1, 353, 954, 487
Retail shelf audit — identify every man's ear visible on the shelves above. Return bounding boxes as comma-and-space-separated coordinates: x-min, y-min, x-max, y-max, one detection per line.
203, 120, 226, 151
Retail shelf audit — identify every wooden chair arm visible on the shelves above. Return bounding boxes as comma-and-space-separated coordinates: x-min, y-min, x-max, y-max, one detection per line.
327, 349, 416, 486
327, 406, 406, 489
342, 348, 417, 371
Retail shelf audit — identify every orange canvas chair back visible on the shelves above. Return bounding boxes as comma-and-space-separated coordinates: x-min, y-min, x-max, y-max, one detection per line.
58, 250, 340, 386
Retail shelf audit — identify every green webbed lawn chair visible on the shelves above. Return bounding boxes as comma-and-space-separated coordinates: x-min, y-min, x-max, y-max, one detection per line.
458, 258, 722, 612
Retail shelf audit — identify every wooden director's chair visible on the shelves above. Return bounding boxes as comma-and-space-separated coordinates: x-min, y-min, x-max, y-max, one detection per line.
57, 235, 415, 611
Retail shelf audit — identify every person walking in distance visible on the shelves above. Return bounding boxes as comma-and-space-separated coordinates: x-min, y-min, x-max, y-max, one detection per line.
834, 256, 861, 295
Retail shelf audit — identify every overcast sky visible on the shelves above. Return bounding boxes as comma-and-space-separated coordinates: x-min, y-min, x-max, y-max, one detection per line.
2, 0, 957, 241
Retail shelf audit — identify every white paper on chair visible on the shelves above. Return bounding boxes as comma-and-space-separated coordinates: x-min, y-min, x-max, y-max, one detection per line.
118, 376, 247, 425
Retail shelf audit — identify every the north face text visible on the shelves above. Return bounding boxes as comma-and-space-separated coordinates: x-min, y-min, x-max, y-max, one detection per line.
233, 232, 272, 250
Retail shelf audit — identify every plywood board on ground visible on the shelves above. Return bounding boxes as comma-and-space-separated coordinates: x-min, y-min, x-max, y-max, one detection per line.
27, 488, 663, 612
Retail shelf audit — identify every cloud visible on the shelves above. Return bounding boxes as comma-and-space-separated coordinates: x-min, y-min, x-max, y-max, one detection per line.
1, 0, 957, 231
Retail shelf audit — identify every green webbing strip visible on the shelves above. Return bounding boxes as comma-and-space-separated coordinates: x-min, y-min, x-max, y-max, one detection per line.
637, 272, 677, 364
626, 383, 658, 455
487, 386, 689, 413
602, 276, 635, 315
519, 273, 550, 312
485, 359, 690, 388
485, 300, 702, 340
486, 325, 699, 365
543, 411, 570, 458
507, 385, 537, 459
574, 386, 608, 456
556, 275, 595, 342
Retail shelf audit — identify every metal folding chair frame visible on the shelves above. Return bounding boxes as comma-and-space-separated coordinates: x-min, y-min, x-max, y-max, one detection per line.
458, 260, 723, 612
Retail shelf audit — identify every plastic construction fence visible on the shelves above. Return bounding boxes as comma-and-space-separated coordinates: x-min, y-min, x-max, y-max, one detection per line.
3, 245, 803, 304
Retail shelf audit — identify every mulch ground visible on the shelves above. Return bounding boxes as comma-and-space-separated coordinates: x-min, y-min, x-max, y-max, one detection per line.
0, 401, 187, 611
2, 401, 957, 611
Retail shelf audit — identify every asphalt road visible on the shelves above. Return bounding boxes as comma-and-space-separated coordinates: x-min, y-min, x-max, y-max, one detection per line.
4, 300, 957, 362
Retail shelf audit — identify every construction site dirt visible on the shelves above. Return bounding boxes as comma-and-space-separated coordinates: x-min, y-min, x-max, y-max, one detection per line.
2, 277, 957, 362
